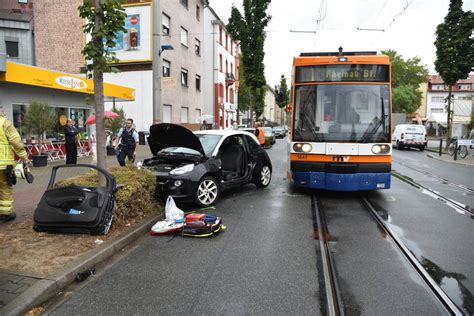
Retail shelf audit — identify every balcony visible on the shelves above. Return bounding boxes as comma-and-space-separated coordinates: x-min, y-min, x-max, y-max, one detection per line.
225, 73, 235, 86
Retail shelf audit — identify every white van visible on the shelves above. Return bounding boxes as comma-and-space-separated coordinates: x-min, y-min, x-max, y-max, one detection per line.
392, 124, 427, 151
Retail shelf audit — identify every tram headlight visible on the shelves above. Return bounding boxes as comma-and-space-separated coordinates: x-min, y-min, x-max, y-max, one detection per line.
371, 144, 390, 154
293, 143, 312, 153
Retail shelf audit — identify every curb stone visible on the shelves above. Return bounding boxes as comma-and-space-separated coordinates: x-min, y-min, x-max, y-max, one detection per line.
1, 212, 163, 316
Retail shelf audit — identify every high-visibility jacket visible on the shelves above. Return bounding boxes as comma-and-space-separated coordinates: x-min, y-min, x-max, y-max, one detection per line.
255, 127, 265, 145
0, 116, 26, 170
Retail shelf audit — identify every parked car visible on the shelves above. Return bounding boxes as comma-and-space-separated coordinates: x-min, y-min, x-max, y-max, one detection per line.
392, 124, 427, 151
273, 126, 286, 138
263, 127, 276, 145
140, 124, 272, 207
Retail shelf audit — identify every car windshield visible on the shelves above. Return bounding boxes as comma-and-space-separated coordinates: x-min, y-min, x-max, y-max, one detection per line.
196, 134, 223, 156
263, 127, 273, 135
293, 84, 390, 143
159, 147, 201, 156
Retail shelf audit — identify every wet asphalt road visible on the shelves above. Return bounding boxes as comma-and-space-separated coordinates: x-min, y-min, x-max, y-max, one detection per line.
48, 140, 473, 315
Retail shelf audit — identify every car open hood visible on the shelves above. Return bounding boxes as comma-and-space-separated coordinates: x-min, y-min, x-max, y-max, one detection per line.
148, 123, 205, 156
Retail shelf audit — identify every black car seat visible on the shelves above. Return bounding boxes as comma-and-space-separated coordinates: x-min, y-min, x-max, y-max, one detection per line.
221, 138, 244, 181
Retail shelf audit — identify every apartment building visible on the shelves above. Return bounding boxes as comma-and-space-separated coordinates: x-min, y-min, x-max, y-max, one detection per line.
31, 0, 207, 132
203, 6, 239, 129
0, 0, 34, 66
426, 74, 473, 137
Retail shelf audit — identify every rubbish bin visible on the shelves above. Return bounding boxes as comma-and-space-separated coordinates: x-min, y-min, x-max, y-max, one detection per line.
138, 131, 146, 145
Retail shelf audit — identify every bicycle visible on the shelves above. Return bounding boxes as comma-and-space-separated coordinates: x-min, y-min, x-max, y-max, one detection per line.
447, 138, 468, 158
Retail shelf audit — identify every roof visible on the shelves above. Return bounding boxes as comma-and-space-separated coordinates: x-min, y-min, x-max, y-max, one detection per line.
429, 74, 474, 84
194, 129, 254, 137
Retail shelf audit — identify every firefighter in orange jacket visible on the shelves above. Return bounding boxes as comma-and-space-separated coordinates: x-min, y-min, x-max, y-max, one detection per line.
254, 122, 265, 146
0, 112, 29, 222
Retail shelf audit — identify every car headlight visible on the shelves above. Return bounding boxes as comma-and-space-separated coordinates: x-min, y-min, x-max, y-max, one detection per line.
170, 164, 194, 175
293, 143, 312, 153
372, 144, 390, 154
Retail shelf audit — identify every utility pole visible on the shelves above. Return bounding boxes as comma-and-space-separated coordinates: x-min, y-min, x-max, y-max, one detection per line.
152, 0, 161, 123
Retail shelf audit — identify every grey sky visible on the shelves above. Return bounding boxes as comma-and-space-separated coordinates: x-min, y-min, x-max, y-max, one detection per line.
209, 0, 473, 87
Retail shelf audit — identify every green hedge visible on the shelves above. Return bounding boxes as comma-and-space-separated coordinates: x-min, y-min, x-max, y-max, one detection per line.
58, 166, 161, 226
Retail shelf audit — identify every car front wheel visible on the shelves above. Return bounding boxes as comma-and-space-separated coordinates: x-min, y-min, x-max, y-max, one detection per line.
254, 165, 272, 188
195, 176, 220, 207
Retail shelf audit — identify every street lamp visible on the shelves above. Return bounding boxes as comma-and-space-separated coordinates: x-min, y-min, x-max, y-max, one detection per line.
159, 44, 174, 56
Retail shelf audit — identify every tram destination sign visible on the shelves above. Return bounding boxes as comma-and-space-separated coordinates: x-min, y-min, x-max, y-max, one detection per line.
296, 64, 389, 83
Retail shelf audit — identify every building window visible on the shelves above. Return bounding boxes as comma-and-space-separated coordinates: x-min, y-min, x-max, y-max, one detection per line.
432, 84, 445, 90
180, 0, 188, 9
225, 60, 228, 75
180, 27, 188, 47
230, 88, 234, 104
219, 54, 222, 72
459, 84, 470, 90
225, 33, 228, 50
195, 109, 201, 123
230, 62, 233, 76
196, 74, 201, 91
431, 96, 444, 103
163, 105, 172, 123
18, 0, 28, 3
162, 59, 170, 77
196, 5, 200, 21
431, 108, 444, 113
219, 27, 222, 45
195, 38, 200, 55
5, 41, 19, 58
181, 68, 188, 86
162, 13, 170, 35
181, 107, 189, 123
230, 42, 233, 55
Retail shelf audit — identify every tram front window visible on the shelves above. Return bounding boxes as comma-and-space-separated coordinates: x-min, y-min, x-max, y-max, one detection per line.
293, 84, 390, 143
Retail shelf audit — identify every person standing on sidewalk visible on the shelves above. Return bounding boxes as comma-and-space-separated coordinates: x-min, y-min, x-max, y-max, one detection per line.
115, 118, 139, 166
64, 119, 78, 164
0, 112, 29, 222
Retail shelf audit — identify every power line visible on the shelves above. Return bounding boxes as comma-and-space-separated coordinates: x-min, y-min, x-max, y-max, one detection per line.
385, 0, 413, 30
369, 0, 389, 28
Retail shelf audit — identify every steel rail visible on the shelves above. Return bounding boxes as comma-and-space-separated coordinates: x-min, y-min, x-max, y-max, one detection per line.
392, 170, 473, 216
311, 194, 344, 316
394, 161, 473, 194
360, 195, 463, 316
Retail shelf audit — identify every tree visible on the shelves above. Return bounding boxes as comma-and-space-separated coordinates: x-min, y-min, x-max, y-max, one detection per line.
227, 0, 271, 126
79, 0, 127, 180
105, 104, 125, 145
274, 74, 289, 109
382, 49, 428, 114
23, 101, 57, 155
434, 0, 474, 144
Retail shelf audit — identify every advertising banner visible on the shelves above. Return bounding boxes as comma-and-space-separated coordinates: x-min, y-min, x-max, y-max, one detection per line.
85, 4, 151, 63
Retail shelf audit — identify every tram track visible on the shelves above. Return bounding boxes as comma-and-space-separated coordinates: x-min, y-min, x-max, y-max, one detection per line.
394, 161, 474, 194
391, 169, 473, 215
311, 193, 464, 315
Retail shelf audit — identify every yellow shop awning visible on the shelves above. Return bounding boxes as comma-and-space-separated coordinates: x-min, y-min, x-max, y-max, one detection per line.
0, 61, 135, 101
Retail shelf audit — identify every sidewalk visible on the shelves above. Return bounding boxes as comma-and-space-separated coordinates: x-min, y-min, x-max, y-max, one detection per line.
0, 145, 162, 315
426, 139, 474, 166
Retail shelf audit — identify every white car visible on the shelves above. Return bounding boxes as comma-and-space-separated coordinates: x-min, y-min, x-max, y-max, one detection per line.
392, 124, 427, 151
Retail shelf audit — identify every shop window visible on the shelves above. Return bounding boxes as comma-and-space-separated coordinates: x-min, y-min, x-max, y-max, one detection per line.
6, 41, 19, 58
12, 104, 26, 135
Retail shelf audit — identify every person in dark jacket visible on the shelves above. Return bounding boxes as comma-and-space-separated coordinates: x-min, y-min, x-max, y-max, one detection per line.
64, 119, 78, 164
114, 118, 139, 166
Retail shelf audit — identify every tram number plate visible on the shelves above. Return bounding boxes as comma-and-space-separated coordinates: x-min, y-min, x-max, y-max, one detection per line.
296, 154, 308, 160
